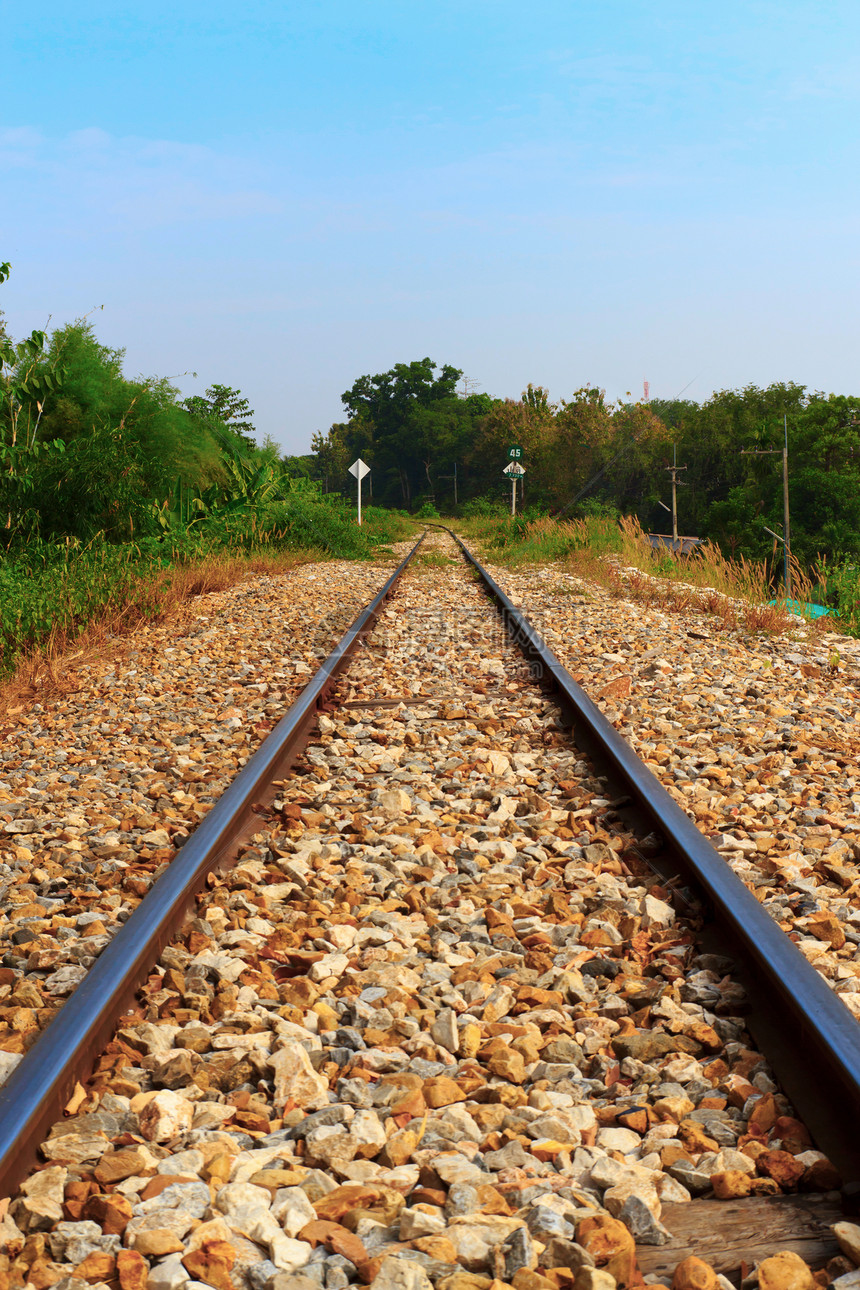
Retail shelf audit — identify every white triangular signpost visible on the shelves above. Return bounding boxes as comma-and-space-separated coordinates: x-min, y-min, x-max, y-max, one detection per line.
348, 458, 371, 525
503, 460, 526, 515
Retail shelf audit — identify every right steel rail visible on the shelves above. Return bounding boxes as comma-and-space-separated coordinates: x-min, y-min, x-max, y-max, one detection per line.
448, 527, 860, 1183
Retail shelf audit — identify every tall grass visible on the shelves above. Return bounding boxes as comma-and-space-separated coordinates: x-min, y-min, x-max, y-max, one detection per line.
0, 496, 418, 689
461, 512, 833, 636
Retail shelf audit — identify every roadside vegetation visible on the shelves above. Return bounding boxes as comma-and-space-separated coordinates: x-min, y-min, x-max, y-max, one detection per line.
457, 511, 852, 638
4, 260, 860, 681
0, 264, 415, 679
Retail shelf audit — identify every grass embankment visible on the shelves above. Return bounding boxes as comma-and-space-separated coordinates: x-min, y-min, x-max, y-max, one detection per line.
0, 498, 416, 697
457, 513, 855, 637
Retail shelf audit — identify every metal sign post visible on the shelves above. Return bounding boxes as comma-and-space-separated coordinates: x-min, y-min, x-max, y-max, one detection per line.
503, 461, 525, 516
348, 458, 370, 526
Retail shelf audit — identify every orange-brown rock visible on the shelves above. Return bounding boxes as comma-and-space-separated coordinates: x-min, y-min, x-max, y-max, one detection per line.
542, 1271, 576, 1290
94, 1146, 155, 1184
677, 1120, 719, 1153
711, 1171, 753, 1200
739, 1137, 768, 1160
131, 1230, 185, 1257
139, 1174, 199, 1201
73, 1251, 117, 1283
471, 1105, 511, 1133
459, 1024, 483, 1060
749, 1178, 782, 1197
378, 1072, 424, 1095
471, 1084, 528, 1108
806, 914, 846, 949
411, 1187, 448, 1207
424, 1077, 468, 1108
671, 1257, 718, 1290
117, 1250, 149, 1290
300, 1220, 368, 1265
14, 1259, 55, 1290
82, 1191, 133, 1234
315, 1184, 406, 1225
380, 1128, 421, 1169
201, 1154, 234, 1185
247, 1168, 308, 1193
579, 929, 617, 949
391, 1089, 427, 1119
487, 1049, 527, 1084
757, 1251, 815, 1290
512, 1273, 555, 1290
413, 1236, 459, 1262
487, 909, 515, 932
722, 1074, 758, 1109
756, 1150, 805, 1191
748, 1093, 781, 1135
531, 1141, 573, 1163
772, 1117, 812, 1154
437, 1275, 494, 1290
685, 1022, 721, 1051
182, 1240, 237, 1290
576, 1214, 637, 1289
63, 1180, 97, 1205
702, 1059, 729, 1083
278, 978, 321, 1007
616, 1107, 651, 1135
511, 1036, 541, 1065
800, 1157, 842, 1191
476, 1185, 514, 1216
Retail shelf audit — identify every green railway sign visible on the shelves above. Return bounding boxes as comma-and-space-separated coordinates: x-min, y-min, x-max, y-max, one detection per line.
508, 445, 523, 460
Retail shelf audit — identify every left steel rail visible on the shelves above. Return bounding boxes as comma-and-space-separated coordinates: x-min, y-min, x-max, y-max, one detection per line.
0, 533, 425, 1199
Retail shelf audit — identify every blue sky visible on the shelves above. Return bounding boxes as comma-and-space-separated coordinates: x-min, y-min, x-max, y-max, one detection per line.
2, 1, 859, 452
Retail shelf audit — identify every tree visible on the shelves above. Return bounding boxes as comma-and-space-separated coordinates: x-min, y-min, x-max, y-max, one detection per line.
341, 358, 462, 506
310, 422, 359, 494
467, 386, 557, 503
0, 262, 68, 537
183, 384, 256, 449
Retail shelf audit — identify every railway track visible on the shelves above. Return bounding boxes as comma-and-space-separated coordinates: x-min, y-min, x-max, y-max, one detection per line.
1, 527, 859, 1290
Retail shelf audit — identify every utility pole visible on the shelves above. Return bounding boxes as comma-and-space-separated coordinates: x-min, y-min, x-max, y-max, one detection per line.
438, 462, 459, 507
742, 415, 792, 600
664, 445, 687, 544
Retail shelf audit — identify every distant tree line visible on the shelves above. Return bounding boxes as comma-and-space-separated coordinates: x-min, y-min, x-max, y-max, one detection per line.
3, 256, 859, 570
309, 359, 860, 563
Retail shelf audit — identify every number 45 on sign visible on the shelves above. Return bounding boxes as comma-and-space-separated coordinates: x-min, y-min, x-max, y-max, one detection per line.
503, 460, 526, 515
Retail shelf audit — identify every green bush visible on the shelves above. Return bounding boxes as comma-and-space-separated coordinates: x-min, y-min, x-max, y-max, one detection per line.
0, 492, 416, 676
0, 539, 180, 673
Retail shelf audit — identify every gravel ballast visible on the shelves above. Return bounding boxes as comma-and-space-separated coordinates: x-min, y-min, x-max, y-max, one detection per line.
1, 531, 855, 1290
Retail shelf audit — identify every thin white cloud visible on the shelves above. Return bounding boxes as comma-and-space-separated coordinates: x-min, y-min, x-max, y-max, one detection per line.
2, 125, 284, 231
788, 59, 860, 100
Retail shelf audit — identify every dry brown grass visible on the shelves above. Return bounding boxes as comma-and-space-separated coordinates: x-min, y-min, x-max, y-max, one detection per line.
560, 515, 820, 637
0, 549, 318, 719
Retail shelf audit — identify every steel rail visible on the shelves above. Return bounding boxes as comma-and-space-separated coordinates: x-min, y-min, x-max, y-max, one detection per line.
445, 527, 860, 1182
0, 534, 425, 1199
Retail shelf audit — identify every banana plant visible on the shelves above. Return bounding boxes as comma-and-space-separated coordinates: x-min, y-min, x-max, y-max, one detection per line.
154, 478, 216, 532
219, 447, 285, 506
